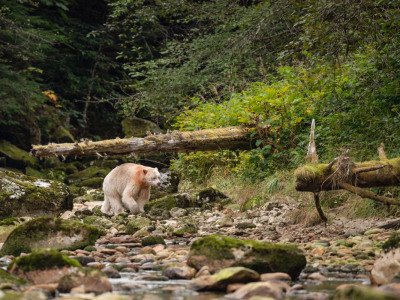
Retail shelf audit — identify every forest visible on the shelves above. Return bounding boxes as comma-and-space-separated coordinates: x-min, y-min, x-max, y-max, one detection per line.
0, 0, 400, 299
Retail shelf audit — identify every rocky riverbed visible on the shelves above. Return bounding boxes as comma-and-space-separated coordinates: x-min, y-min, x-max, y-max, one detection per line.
1, 185, 400, 300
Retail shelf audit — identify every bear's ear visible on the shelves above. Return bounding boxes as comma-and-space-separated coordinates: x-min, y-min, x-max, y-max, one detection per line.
143, 169, 148, 175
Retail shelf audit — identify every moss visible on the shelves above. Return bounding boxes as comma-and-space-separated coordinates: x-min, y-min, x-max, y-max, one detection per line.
82, 216, 112, 230
333, 284, 397, 300
145, 194, 179, 213
173, 221, 198, 237
76, 177, 104, 188
236, 222, 256, 229
0, 217, 18, 226
25, 167, 45, 178
0, 291, 24, 300
121, 117, 161, 138
83, 246, 97, 252
0, 140, 38, 168
8, 249, 80, 273
0, 216, 104, 256
0, 269, 26, 287
67, 166, 111, 185
382, 232, 400, 252
53, 126, 75, 143
141, 235, 166, 246
196, 188, 228, 203
126, 216, 152, 234
188, 235, 306, 279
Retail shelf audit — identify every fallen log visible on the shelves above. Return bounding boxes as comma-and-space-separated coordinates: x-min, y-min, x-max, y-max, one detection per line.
31, 126, 255, 158
295, 158, 400, 192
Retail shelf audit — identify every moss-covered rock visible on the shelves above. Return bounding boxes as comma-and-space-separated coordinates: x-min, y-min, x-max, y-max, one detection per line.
53, 126, 75, 143
0, 140, 38, 169
173, 219, 198, 237
187, 235, 306, 279
82, 216, 113, 231
141, 235, 166, 246
191, 267, 260, 291
0, 217, 104, 256
73, 188, 104, 203
66, 166, 110, 187
334, 284, 398, 300
126, 216, 152, 234
195, 188, 230, 206
382, 232, 400, 252
8, 249, 81, 273
121, 117, 162, 138
0, 168, 72, 218
0, 269, 25, 289
145, 193, 193, 216
76, 177, 104, 188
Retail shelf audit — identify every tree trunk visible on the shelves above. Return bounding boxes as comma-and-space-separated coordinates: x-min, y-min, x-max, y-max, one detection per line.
295, 158, 400, 192
31, 126, 255, 158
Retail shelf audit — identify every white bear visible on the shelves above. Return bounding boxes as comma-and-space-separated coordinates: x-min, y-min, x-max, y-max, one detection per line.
101, 163, 161, 215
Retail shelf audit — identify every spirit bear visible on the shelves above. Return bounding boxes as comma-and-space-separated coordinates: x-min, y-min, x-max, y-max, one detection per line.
101, 163, 161, 215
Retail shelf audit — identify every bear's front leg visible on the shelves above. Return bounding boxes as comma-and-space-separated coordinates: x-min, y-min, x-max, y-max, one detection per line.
122, 187, 140, 214
136, 186, 150, 213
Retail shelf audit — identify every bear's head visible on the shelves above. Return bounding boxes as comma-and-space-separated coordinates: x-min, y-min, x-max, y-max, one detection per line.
143, 167, 161, 187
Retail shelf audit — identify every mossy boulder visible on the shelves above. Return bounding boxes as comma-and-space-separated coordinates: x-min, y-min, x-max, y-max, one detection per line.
53, 126, 75, 143
195, 188, 230, 206
0, 168, 72, 218
0, 217, 104, 256
191, 267, 260, 291
145, 193, 193, 216
8, 249, 81, 273
126, 216, 152, 234
334, 284, 398, 300
187, 235, 306, 279
141, 235, 166, 246
121, 117, 162, 138
382, 232, 400, 252
0, 140, 38, 169
66, 166, 110, 187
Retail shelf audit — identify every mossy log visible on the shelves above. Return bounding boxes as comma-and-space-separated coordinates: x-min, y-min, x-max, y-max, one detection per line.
31, 126, 255, 158
295, 158, 400, 192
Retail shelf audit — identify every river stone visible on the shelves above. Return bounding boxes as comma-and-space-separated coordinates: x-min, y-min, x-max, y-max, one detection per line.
163, 263, 197, 280
226, 281, 290, 299
187, 235, 306, 279
334, 284, 398, 300
0, 169, 72, 218
371, 248, 400, 285
57, 267, 112, 294
0, 216, 104, 256
191, 267, 260, 291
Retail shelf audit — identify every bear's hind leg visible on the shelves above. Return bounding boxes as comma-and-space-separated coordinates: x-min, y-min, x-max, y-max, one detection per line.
101, 195, 111, 215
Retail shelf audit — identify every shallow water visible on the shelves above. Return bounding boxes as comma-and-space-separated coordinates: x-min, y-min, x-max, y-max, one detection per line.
110, 270, 370, 300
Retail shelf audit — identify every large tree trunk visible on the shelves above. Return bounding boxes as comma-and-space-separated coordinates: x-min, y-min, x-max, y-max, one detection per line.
31, 126, 254, 158
295, 158, 400, 192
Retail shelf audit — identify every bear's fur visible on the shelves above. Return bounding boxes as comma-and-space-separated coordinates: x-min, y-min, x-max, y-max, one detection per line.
101, 163, 161, 215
